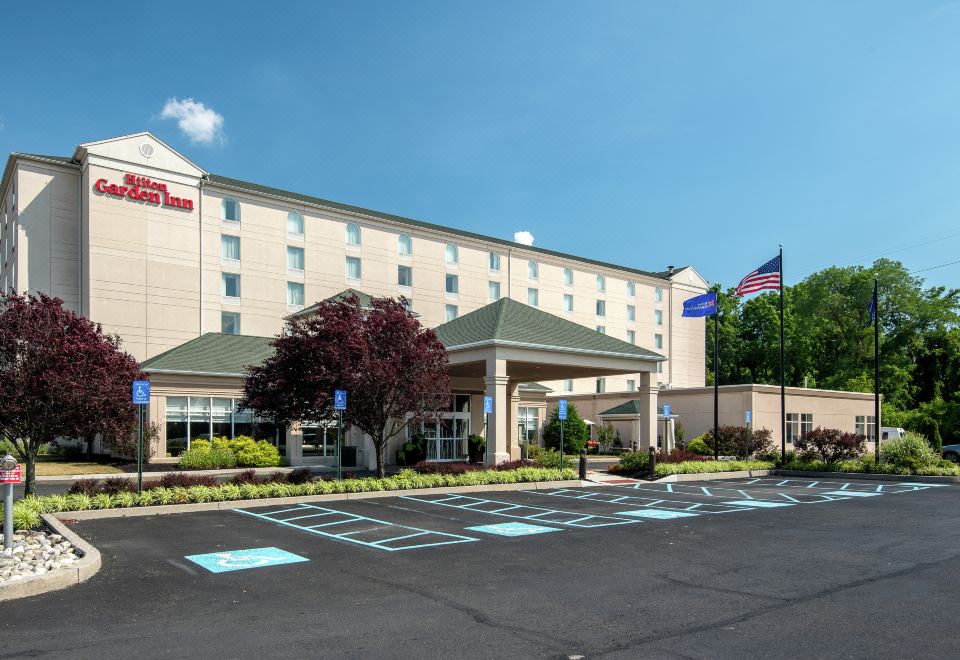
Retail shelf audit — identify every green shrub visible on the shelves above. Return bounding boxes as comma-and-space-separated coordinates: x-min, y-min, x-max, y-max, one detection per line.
178, 445, 238, 470
617, 450, 650, 471
528, 446, 574, 469
687, 437, 711, 455
881, 431, 942, 472
654, 460, 774, 477
396, 433, 427, 466
542, 403, 590, 454
229, 436, 282, 468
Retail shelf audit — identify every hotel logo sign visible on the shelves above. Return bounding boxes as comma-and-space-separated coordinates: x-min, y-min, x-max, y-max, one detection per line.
94, 173, 194, 210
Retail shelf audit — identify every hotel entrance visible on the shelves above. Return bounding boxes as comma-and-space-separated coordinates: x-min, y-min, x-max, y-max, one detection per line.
423, 394, 471, 462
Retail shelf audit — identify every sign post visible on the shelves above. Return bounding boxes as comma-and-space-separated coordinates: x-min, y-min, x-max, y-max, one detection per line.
334, 390, 347, 480
1, 454, 21, 549
131, 380, 151, 492
558, 400, 568, 471
483, 396, 493, 466
745, 410, 752, 459
663, 404, 671, 454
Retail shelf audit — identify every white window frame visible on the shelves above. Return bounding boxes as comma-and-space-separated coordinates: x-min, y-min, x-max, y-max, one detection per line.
445, 304, 458, 322
398, 233, 413, 256
563, 268, 574, 287
287, 211, 304, 238
527, 288, 539, 307
488, 251, 500, 272
655, 309, 663, 326
287, 281, 305, 309
563, 294, 573, 313
445, 243, 459, 265
398, 265, 413, 289
221, 197, 240, 224
596, 274, 606, 293
488, 281, 501, 302
626, 280, 636, 297
221, 273, 241, 302
528, 260, 539, 280
445, 273, 459, 296
345, 256, 362, 282
220, 234, 240, 262
221, 311, 241, 335
287, 245, 305, 274
345, 223, 361, 247
596, 299, 606, 317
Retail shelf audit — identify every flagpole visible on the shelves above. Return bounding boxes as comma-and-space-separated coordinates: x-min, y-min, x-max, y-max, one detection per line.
713, 287, 719, 461
779, 244, 785, 463
874, 275, 880, 460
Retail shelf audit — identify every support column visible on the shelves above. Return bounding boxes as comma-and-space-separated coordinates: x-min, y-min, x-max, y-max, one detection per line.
509, 383, 521, 460
637, 371, 659, 450
484, 357, 510, 466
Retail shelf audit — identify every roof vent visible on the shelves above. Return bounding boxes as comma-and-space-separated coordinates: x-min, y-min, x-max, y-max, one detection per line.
139, 142, 155, 158
667, 265, 675, 275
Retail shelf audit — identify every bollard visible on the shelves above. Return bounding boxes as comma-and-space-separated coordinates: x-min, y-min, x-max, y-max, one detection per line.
579, 449, 587, 480
648, 446, 657, 480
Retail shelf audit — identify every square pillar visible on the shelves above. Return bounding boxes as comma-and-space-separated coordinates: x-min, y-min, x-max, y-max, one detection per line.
637, 371, 659, 450
484, 357, 510, 466
509, 384, 521, 459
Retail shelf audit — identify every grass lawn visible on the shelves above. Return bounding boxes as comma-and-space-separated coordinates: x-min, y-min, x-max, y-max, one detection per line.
34, 458, 124, 476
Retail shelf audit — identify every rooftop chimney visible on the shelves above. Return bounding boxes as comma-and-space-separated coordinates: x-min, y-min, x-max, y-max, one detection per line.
667, 265, 675, 275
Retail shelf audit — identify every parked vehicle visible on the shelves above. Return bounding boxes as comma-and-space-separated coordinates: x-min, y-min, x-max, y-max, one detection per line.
880, 427, 907, 441
942, 444, 960, 463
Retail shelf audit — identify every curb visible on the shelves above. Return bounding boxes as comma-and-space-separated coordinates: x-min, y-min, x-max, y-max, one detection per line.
0, 514, 101, 602
48, 479, 587, 522
774, 470, 960, 484
655, 469, 773, 483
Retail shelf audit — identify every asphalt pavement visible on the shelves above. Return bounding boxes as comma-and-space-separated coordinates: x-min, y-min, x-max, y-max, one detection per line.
3, 476, 959, 659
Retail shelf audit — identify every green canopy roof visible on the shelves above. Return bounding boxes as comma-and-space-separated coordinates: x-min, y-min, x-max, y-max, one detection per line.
434, 298, 663, 360
141, 333, 273, 376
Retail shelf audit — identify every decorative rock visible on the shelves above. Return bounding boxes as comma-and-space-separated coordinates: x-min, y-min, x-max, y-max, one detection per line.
0, 530, 80, 586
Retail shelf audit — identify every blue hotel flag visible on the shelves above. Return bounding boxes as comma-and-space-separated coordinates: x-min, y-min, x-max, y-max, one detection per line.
682, 292, 718, 317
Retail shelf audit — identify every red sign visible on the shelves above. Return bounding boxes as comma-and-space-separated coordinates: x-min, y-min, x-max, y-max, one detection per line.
0, 465, 21, 484
94, 173, 194, 211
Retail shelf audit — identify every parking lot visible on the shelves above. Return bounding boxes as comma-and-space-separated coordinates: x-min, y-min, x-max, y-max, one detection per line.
4, 476, 960, 659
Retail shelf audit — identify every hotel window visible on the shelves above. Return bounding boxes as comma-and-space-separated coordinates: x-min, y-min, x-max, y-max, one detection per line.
528, 288, 539, 307
518, 407, 540, 445
345, 223, 361, 246
489, 251, 500, 272
287, 281, 305, 307
488, 281, 501, 302
855, 415, 877, 440
446, 273, 459, 295
563, 379, 573, 392
626, 280, 636, 297
596, 274, 606, 292
346, 256, 361, 281
626, 304, 636, 322
221, 273, 240, 299
596, 378, 606, 394
596, 299, 606, 317
398, 265, 413, 288
596, 325, 606, 334
655, 309, 663, 326
626, 329, 636, 344
563, 267, 574, 286
654, 333, 663, 349
657, 362, 663, 374
164, 396, 280, 457
626, 378, 636, 391
655, 286, 664, 303
563, 294, 574, 313
287, 246, 304, 272
221, 235, 240, 261
398, 233, 412, 256
287, 211, 304, 237
528, 260, 539, 280
786, 413, 814, 443
445, 304, 458, 322
445, 243, 459, 265
221, 197, 240, 223
221, 312, 240, 335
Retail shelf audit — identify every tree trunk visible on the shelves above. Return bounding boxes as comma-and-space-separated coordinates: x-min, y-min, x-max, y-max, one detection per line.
375, 436, 385, 479
85, 435, 94, 461
24, 447, 38, 497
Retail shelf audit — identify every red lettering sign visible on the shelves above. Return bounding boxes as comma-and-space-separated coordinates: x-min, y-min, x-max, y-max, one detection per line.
93, 173, 194, 211
0, 465, 21, 484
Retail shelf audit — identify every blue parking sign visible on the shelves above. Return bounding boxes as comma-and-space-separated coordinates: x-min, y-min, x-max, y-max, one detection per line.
558, 399, 568, 420
663, 404, 670, 417
745, 410, 751, 424
334, 390, 347, 411
483, 396, 493, 414
132, 380, 150, 405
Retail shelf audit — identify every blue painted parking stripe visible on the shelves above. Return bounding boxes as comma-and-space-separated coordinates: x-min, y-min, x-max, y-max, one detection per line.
401, 494, 640, 528
823, 490, 881, 497
535, 489, 751, 514
237, 504, 478, 552
616, 509, 700, 520
722, 500, 794, 508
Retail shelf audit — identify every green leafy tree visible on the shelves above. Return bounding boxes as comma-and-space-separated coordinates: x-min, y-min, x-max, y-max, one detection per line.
542, 403, 589, 454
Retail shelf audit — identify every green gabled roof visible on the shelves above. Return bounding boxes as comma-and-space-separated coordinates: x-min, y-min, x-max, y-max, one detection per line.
520, 382, 552, 392
205, 173, 672, 282
141, 333, 274, 376
434, 298, 664, 360
288, 288, 375, 319
599, 400, 644, 416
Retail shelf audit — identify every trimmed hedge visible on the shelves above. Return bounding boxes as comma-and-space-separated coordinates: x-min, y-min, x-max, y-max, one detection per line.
2, 467, 575, 531
654, 460, 773, 477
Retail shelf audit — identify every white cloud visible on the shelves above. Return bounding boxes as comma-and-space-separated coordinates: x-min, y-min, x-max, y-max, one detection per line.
514, 231, 535, 246
160, 98, 224, 145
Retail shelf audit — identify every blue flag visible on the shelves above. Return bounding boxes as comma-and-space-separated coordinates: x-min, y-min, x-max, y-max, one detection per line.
682, 292, 718, 317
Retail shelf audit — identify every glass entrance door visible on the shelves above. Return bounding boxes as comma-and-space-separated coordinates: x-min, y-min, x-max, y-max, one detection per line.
423, 395, 471, 461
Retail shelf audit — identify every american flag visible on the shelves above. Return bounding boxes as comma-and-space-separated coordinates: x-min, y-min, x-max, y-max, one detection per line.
735, 254, 781, 296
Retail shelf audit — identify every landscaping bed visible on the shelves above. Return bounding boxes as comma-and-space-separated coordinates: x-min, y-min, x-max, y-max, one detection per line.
2, 467, 575, 531
0, 531, 80, 584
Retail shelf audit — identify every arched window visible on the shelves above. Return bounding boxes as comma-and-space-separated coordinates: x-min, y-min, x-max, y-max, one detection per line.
222, 197, 240, 223
345, 223, 361, 246
445, 243, 459, 265
528, 260, 539, 279
287, 211, 304, 236
626, 280, 635, 297
596, 274, 606, 293
489, 251, 500, 271
398, 233, 412, 255
563, 268, 574, 286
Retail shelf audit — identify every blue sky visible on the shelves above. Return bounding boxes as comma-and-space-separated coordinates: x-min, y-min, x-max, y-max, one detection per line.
3, 1, 959, 289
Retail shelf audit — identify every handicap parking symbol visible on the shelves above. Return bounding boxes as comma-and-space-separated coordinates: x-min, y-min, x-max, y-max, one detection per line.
185, 547, 309, 573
